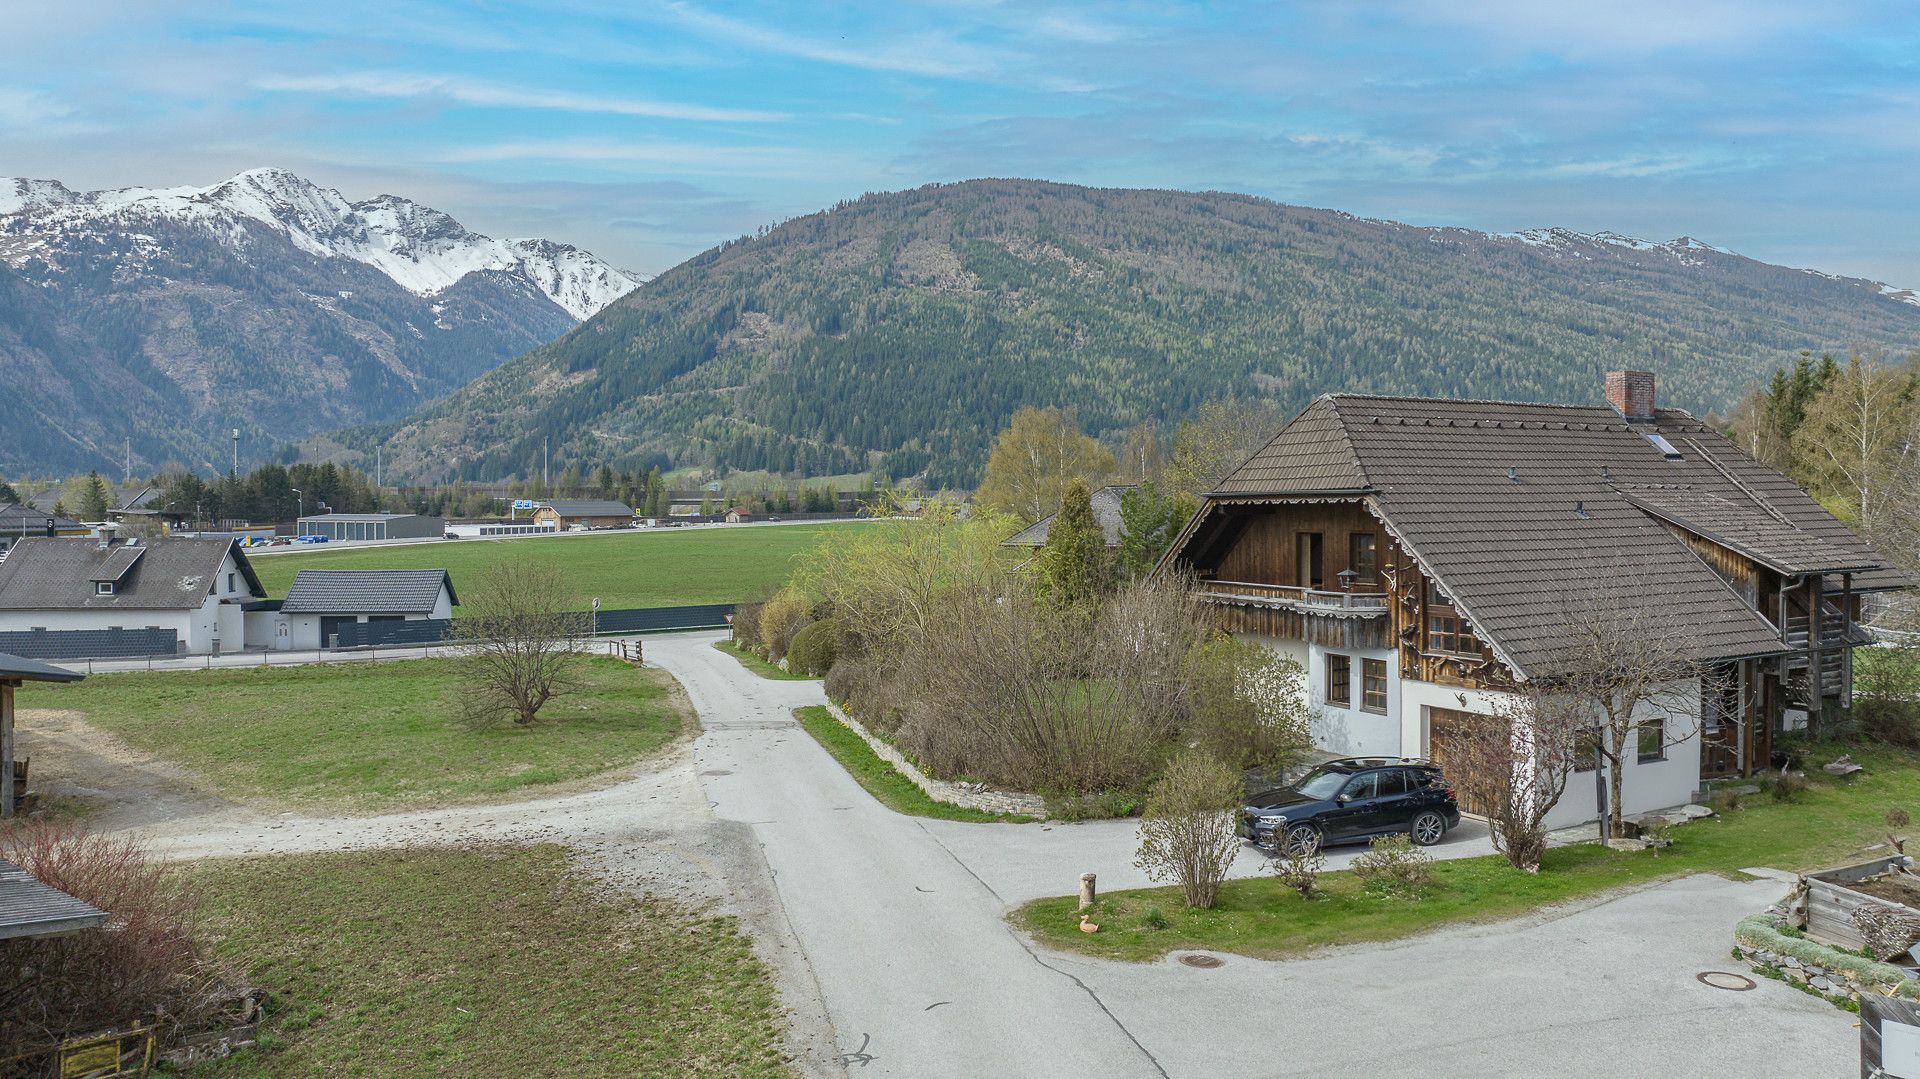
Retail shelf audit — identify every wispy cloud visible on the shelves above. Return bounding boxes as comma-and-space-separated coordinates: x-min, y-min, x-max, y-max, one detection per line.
430, 137, 860, 177
658, 2, 1002, 78
0, 86, 106, 137
259, 72, 786, 123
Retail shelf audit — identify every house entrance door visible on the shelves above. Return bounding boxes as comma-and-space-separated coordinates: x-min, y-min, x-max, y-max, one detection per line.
1296, 532, 1324, 589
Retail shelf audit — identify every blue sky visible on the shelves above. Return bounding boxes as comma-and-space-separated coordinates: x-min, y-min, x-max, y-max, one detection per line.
9, 1, 1920, 282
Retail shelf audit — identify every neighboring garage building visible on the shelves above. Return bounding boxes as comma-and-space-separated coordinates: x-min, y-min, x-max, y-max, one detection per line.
259, 569, 458, 649
295, 513, 446, 543
0, 535, 265, 657
532, 500, 634, 530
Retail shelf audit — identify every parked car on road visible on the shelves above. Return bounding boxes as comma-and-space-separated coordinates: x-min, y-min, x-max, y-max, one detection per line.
1241, 757, 1460, 855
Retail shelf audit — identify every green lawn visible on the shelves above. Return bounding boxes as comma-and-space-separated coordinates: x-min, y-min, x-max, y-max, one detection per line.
714, 640, 817, 680
21, 657, 687, 812
1017, 743, 1920, 962
189, 846, 788, 1077
248, 521, 878, 611
793, 706, 1034, 823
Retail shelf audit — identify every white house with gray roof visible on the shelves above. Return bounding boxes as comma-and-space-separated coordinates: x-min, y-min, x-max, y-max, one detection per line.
0, 535, 264, 655
258, 569, 458, 649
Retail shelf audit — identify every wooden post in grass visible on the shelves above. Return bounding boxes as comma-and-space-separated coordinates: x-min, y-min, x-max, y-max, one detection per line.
1, 682, 13, 820
1078, 873, 1097, 911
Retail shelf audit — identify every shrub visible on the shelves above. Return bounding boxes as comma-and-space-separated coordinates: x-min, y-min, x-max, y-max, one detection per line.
1141, 906, 1170, 931
1184, 634, 1314, 776
1270, 842, 1324, 900
758, 589, 814, 662
1770, 771, 1806, 803
730, 602, 764, 652
785, 616, 840, 677
1134, 749, 1244, 909
0, 821, 223, 1052
1350, 834, 1434, 898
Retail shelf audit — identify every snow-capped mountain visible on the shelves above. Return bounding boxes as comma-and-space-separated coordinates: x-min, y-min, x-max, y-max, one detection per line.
0, 168, 643, 319
0, 169, 644, 476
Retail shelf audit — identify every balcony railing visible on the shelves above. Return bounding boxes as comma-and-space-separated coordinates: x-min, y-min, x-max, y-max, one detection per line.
1196, 579, 1390, 612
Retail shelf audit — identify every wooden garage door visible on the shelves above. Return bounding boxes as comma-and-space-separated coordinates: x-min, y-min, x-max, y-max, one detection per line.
1426, 706, 1493, 817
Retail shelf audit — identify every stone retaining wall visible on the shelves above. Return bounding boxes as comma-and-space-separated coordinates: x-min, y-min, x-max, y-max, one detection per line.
1733, 913, 1920, 1003
823, 702, 1049, 819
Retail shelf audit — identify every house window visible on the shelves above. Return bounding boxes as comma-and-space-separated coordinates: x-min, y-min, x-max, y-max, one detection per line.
1637, 717, 1666, 763
227, 572, 236, 593
1424, 581, 1481, 656
1574, 726, 1600, 772
1361, 658, 1388, 714
95, 581, 115, 595
1350, 533, 1378, 583
1326, 654, 1351, 706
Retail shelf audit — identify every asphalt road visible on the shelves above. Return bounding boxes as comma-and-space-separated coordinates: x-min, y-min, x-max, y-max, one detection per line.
648, 632, 1858, 1079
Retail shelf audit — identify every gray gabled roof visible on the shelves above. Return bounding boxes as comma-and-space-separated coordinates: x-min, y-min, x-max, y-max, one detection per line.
1174, 392, 1908, 679
0, 858, 108, 941
280, 569, 458, 614
539, 500, 634, 518
1004, 485, 1135, 548
0, 537, 263, 611
0, 504, 81, 533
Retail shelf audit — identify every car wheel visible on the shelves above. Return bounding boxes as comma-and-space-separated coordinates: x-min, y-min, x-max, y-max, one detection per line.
1409, 810, 1446, 846
1279, 824, 1322, 856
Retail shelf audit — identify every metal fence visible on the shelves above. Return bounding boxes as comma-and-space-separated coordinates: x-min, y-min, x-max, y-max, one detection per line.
0, 627, 179, 660
328, 603, 736, 648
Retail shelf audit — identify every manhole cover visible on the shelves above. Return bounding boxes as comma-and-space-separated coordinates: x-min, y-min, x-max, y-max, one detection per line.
699, 769, 732, 777
1697, 971, 1756, 991
1178, 954, 1224, 969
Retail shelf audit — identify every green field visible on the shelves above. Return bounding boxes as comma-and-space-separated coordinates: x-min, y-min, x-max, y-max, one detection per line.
190, 846, 788, 1077
247, 521, 877, 610
1016, 743, 1920, 962
22, 657, 688, 812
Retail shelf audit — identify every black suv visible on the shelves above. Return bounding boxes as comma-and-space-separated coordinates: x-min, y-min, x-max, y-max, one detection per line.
1241, 757, 1460, 854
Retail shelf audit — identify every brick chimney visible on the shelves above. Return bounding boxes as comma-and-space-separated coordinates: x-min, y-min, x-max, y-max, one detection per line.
1604, 370, 1656, 422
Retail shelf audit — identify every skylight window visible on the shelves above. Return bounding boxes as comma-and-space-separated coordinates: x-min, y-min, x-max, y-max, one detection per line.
1643, 432, 1683, 460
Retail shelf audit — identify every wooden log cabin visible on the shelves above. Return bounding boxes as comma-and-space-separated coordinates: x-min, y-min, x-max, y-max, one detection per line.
1157, 371, 1909, 827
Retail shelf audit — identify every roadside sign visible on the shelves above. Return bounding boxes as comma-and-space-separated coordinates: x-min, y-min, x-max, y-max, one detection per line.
512, 499, 535, 510
592, 597, 601, 610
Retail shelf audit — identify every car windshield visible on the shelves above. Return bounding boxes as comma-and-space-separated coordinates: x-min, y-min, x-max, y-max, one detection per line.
1293, 768, 1351, 800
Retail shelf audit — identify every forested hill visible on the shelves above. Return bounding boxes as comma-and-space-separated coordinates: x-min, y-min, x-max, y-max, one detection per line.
353, 179, 1920, 486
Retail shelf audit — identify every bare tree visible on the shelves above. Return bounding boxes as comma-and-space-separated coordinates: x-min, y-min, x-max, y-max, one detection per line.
1440, 689, 1586, 871
450, 559, 589, 726
1134, 748, 1244, 908
1536, 575, 1712, 838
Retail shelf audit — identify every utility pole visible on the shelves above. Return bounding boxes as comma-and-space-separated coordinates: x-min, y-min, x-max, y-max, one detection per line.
230, 428, 240, 477
124, 438, 131, 486
543, 437, 550, 495
375, 446, 383, 488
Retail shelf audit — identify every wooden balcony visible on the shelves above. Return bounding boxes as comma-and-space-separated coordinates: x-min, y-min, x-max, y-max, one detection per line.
1196, 579, 1390, 613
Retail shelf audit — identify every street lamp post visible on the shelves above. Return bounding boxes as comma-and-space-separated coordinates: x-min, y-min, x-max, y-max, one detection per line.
292, 488, 303, 529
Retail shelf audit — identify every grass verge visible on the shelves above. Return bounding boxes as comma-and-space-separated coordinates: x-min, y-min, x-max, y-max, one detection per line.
22, 657, 687, 812
715, 640, 816, 680
1016, 743, 1920, 962
249, 521, 878, 612
793, 706, 1034, 823
188, 846, 788, 1077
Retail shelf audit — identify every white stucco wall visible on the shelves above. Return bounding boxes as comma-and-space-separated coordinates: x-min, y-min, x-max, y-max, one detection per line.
0, 608, 192, 639
1245, 628, 1705, 826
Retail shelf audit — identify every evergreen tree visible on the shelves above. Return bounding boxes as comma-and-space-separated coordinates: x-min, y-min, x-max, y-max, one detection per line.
1117, 482, 1194, 579
1038, 479, 1112, 604
80, 470, 112, 521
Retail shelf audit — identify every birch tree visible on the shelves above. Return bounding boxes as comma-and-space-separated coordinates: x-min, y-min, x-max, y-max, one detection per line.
973, 407, 1114, 526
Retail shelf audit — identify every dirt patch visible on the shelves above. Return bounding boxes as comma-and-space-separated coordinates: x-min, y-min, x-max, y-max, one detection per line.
1849, 871, 1920, 908
15, 708, 246, 832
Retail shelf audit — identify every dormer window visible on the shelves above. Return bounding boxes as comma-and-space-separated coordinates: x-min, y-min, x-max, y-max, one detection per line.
1425, 581, 1481, 656
95, 581, 115, 596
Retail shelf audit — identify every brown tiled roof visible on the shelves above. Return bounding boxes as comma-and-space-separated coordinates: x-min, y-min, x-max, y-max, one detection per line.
1214, 398, 1370, 495
1186, 393, 1908, 678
